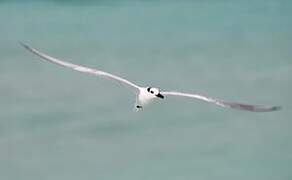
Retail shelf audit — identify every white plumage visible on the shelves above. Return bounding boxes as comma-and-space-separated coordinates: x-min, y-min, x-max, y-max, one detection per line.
20, 42, 281, 112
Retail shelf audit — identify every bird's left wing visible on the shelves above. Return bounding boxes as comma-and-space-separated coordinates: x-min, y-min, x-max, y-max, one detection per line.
20, 42, 141, 93
161, 91, 281, 112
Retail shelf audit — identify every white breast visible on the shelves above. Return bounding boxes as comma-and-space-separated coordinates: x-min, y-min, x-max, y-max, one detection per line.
137, 88, 155, 106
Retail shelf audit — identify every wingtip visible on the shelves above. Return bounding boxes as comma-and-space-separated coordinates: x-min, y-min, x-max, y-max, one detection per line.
255, 105, 282, 112
271, 106, 282, 111
19, 41, 30, 50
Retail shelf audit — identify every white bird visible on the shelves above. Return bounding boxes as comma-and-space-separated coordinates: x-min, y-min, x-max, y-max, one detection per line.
20, 42, 281, 112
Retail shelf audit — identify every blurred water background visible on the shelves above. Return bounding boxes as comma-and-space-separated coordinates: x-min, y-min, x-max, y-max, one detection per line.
0, 0, 291, 179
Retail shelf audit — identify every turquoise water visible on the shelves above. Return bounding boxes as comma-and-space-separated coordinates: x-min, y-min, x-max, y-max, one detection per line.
1, 1, 291, 179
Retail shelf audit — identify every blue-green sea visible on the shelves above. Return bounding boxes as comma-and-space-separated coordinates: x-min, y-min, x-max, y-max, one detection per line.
1, 0, 291, 180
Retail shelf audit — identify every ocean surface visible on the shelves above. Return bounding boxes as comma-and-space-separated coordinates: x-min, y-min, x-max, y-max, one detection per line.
0, 0, 291, 180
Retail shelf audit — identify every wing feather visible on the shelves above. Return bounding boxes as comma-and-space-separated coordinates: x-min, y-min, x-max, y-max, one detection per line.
161, 91, 281, 112
20, 42, 141, 92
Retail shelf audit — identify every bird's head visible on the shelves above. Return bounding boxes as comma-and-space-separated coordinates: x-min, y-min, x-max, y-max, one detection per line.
147, 87, 164, 99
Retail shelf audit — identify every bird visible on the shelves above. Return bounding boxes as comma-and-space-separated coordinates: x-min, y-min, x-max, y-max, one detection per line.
20, 42, 281, 112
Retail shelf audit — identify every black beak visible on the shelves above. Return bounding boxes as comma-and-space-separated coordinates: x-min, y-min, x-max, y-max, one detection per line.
156, 93, 164, 99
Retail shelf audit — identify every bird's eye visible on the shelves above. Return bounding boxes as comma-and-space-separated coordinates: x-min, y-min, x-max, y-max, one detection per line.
150, 91, 154, 94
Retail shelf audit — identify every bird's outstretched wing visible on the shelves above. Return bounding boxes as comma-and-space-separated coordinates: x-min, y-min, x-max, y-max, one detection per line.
20, 42, 141, 92
161, 91, 281, 112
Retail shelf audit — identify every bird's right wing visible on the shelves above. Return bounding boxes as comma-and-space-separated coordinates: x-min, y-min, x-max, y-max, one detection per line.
161, 91, 281, 112
20, 42, 141, 93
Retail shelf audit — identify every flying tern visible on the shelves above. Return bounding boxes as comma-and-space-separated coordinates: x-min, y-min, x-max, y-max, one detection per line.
20, 42, 281, 112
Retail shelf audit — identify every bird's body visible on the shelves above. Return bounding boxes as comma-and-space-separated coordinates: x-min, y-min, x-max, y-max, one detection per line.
20, 42, 281, 113
136, 87, 164, 110
137, 88, 153, 108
